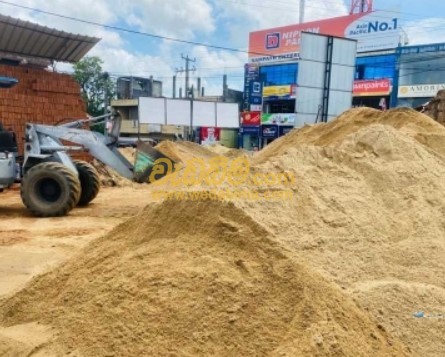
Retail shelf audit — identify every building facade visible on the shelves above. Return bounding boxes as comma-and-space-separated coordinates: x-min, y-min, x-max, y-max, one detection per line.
241, 10, 445, 149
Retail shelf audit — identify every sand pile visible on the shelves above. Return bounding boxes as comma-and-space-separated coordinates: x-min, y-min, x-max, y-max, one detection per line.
118, 147, 136, 164
0, 198, 407, 356
155, 140, 217, 163
205, 143, 232, 155
92, 160, 135, 187
235, 119, 445, 356
254, 107, 445, 164
3, 107, 445, 356
89, 148, 137, 187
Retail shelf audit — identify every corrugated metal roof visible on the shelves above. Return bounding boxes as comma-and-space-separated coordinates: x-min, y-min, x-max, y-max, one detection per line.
0, 14, 100, 63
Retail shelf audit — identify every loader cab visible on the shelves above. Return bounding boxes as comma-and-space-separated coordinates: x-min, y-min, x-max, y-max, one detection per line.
0, 123, 18, 153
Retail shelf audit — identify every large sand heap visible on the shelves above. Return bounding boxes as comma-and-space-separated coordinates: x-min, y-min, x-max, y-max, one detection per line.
0, 199, 407, 356
2, 107, 445, 356
144, 108, 445, 356
238, 113, 445, 356
254, 107, 445, 164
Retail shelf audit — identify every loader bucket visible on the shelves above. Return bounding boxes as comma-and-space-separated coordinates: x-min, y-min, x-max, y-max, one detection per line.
133, 140, 176, 184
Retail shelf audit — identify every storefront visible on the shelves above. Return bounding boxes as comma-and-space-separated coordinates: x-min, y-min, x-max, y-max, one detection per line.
239, 126, 260, 151
395, 43, 445, 108
245, 10, 401, 131
352, 78, 391, 110
278, 126, 294, 137
260, 124, 279, 147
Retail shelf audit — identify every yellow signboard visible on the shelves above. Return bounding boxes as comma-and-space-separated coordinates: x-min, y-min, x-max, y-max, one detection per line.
263, 85, 291, 97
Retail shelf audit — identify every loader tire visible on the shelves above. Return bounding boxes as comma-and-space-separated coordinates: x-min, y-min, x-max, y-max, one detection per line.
20, 162, 81, 217
73, 160, 100, 206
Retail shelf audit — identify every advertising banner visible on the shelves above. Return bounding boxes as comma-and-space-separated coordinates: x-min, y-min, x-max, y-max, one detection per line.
200, 127, 221, 145
261, 113, 296, 125
398, 83, 445, 98
261, 125, 279, 138
263, 85, 292, 98
279, 126, 294, 136
249, 11, 400, 63
240, 126, 260, 135
243, 63, 262, 110
241, 111, 261, 126
353, 79, 391, 96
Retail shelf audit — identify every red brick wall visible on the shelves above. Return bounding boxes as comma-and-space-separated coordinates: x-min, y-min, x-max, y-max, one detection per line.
0, 64, 91, 161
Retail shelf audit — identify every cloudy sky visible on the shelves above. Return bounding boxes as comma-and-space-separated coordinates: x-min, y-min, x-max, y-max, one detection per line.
0, 0, 444, 96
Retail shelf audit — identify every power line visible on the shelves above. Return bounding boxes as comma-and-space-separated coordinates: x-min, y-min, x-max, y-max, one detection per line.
3, 0, 445, 53
0, 0, 257, 56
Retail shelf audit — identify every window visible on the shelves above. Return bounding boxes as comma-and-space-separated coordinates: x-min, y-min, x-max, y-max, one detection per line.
263, 99, 295, 113
355, 54, 396, 80
259, 63, 298, 86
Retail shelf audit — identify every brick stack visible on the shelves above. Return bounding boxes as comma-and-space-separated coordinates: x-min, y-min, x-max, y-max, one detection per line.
0, 64, 91, 161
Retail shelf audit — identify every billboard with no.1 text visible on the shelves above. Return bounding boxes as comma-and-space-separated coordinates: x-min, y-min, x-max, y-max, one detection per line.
249, 11, 400, 63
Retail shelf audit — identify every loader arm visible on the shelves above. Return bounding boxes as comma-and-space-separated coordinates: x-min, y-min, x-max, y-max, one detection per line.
23, 112, 134, 179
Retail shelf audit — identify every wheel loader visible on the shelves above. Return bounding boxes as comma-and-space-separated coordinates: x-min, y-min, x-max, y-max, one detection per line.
0, 76, 172, 217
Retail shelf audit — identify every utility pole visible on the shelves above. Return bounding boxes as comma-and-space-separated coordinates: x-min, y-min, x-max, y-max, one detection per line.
176, 54, 196, 141
175, 54, 196, 96
299, 0, 305, 24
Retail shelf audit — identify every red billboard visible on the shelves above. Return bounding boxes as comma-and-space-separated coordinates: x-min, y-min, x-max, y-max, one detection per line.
241, 111, 261, 126
248, 11, 400, 63
353, 79, 391, 96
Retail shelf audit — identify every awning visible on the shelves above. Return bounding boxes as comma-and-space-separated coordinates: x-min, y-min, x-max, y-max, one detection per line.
0, 14, 100, 63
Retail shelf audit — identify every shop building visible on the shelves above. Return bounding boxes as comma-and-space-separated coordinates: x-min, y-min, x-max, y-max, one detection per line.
241, 6, 403, 149
394, 43, 445, 108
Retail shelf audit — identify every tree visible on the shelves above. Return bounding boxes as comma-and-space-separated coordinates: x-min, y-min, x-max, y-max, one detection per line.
72, 56, 115, 117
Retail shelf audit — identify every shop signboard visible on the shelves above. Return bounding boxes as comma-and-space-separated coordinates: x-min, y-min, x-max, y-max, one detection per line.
243, 63, 263, 110
398, 43, 445, 55
240, 126, 260, 135
241, 111, 261, 126
278, 126, 294, 136
249, 81, 263, 104
261, 113, 296, 125
353, 79, 391, 96
263, 85, 292, 98
250, 104, 262, 111
261, 125, 279, 138
200, 127, 221, 145
398, 83, 445, 98
249, 10, 400, 63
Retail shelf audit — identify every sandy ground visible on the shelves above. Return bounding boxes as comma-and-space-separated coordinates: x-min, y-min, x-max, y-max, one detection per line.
0, 185, 150, 298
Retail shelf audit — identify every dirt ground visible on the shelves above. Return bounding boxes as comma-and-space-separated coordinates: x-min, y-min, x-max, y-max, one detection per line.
0, 185, 151, 298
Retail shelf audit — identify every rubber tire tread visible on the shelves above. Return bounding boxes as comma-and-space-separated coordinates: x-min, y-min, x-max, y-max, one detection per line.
73, 160, 100, 206
20, 162, 81, 217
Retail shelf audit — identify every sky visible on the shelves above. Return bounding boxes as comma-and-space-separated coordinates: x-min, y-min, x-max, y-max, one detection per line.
0, 0, 445, 97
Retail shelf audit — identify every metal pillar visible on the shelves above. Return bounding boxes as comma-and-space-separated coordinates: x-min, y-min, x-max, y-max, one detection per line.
321, 36, 334, 123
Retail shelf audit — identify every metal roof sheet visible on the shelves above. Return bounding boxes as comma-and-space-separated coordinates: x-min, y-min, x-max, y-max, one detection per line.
0, 14, 100, 63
